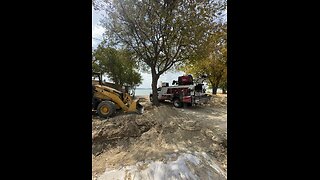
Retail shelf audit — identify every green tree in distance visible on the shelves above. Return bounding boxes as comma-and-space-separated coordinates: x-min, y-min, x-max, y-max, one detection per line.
93, 42, 142, 90
180, 23, 227, 94
100, 0, 226, 105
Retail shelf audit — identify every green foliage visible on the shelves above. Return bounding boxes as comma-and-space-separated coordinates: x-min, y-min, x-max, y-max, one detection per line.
92, 0, 106, 11
100, 0, 226, 104
103, 0, 225, 71
180, 23, 227, 94
92, 42, 142, 88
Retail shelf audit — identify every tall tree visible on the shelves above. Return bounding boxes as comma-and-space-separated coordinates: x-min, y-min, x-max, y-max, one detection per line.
180, 23, 227, 94
93, 43, 142, 90
93, 0, 106, 10
101, 0, 225, 105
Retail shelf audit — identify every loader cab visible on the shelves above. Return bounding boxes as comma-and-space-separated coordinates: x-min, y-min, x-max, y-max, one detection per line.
92, 72, 103, 85
127, 86, 136, 98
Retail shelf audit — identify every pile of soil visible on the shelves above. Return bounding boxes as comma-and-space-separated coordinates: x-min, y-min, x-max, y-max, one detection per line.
92, 94, 227, 179
92, 113, 156, 155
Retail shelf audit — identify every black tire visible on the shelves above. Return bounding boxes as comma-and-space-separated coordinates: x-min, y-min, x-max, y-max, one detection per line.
97, 101, 116, 118
173, 98, 183, 108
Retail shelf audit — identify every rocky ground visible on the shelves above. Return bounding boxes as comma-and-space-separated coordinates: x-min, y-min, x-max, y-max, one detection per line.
92, 94, 227, 180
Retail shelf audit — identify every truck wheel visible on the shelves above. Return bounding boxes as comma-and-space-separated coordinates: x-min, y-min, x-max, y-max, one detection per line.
97, 101, 116, 119
173, 98, 183, 108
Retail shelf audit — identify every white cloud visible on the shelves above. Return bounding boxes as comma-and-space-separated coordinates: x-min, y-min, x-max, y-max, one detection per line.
92, 25, 105, 48
92, 5, 106, 49
92, 25, 105, 39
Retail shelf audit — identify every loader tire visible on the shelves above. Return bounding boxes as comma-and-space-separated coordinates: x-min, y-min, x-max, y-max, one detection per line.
97, 101, 116, 119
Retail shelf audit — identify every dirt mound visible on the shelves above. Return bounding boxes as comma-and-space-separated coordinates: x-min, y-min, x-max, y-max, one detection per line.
206, 94, 227, 107
92, 113, 157, 155
92, 94, 227, 179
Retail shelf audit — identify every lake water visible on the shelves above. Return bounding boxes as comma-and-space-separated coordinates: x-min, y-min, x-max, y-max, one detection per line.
135, 88, 152, 96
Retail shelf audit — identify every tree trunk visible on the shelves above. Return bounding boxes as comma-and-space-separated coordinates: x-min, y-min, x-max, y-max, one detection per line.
212, 86, 218, 95
151, 68, 160, 106
213, 75, 222, 95
222, 87, 227, 94
209, 79, 218, 95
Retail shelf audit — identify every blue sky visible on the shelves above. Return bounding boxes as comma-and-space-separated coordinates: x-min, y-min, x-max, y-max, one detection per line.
92, 6, 189, 88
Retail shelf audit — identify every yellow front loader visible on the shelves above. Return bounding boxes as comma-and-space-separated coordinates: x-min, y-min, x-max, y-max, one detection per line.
92, 84, 144, 118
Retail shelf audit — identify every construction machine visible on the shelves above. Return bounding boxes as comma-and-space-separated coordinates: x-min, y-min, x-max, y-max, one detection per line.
92, 72, 144, 118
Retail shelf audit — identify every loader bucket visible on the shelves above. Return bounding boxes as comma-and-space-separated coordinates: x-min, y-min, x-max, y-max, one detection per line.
136, 101, 144, 114
127, 99, 144, 114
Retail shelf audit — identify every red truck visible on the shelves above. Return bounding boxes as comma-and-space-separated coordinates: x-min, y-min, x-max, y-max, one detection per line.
150, 75, 212, 108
